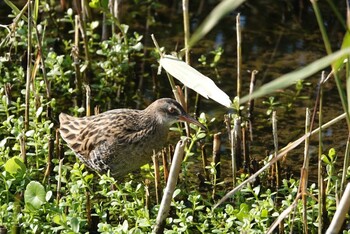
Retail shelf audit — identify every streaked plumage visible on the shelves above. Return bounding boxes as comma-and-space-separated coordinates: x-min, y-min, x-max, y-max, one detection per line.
59, 98, 204, 177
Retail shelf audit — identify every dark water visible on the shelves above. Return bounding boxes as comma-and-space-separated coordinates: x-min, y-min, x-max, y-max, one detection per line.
1, 0, 347, 181
130, 0, 347, 181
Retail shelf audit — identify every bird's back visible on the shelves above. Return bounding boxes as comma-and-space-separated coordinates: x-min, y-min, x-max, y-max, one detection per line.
59, 109, 169, 176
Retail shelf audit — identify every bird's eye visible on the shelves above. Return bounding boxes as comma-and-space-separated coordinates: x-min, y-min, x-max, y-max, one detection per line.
168, 107, 175, 113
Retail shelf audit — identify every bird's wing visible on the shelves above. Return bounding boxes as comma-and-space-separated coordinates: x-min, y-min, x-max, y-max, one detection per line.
60, 110, 147, 157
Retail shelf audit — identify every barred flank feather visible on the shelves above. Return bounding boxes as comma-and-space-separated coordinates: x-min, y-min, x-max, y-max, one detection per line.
58, 98, 204, 177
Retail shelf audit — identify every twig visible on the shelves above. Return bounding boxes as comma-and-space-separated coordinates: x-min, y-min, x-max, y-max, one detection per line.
154, 139, 187, 234
326, 183, 350, 234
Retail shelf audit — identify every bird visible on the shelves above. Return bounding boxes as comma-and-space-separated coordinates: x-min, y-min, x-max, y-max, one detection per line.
59, 98, 205, 178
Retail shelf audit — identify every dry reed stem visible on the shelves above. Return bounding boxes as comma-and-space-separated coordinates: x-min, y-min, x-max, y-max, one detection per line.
85, 84, 91, 117
318, 72, 325, 234
212, 133, 222, 199
301, 108, 311, 233
272, 111, 280, 189
162, 149, 169, 183
326, 183, 350, 234
248, 70, 258, 142
152, 153, 161, 205
154, 139, 187, 234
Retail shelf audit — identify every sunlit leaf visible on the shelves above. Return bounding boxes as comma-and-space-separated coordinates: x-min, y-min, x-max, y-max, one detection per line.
36, 106, 43, 118
4, 156, 26, 177
25, 129, 35, 137
24, 181, 46, 209
240, 48, 350, 103
334, 31, 350, 71
160, 55, 232, 107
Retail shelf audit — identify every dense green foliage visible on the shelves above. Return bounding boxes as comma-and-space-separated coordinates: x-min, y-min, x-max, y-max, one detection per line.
0, 0, 349, 233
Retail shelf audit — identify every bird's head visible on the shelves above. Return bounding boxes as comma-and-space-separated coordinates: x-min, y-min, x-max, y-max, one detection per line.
147, 98, 205, 129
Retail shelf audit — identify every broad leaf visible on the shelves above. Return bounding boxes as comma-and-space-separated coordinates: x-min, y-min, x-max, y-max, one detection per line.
24, 181, 46, 209
160, 55, 232, 107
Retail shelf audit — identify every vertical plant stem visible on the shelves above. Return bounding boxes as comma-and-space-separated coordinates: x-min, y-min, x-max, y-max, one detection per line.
154, 140, 186, 234
144, 179, 150, 211
231, 128, 236, 187
213, 132, 221, 179
24, 0, 32, 165
326, 183, 350, 234
85, 84, 91, 117
73, 15, 82, 105
212, 132, 223, 200
43, 137, 54, 185
56, 158, 64, 203
236, 14, 242, 101
242, 126, 248, 171
234, 117, 242, 168
77, 12, 91, 84
86, 191, 92, 230
152, 153, 160, 205
162, 149, 169, 183
182, 0, 190, 106
272, 111, 280, 189
201, 144, 209, 181
318, 72, 325, 234
301, 108, 311, 234
151, 35, 181, 104
248, 70, 257, 142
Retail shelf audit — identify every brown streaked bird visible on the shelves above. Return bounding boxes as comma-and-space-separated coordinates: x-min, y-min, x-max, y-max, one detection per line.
59, 98, 205, 177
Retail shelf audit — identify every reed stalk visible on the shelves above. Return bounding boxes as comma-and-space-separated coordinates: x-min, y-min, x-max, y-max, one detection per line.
326, 183, 350, 234
301, 108, 311, 234
85, 84, 91, 117
248, 70, 258, 142
318, 72, 325, 234
24, 0, 33, 165
73, 15, 82, 105
212, 132, 221, 199
154, 140, 187, 234
341, 51, 350, 193
182, 0, 190, 106
236, 13, 242, 103
230, 128, 236, 187
272, 111, 280, 189
152, 153, 161, 205
161, 149, 169, 183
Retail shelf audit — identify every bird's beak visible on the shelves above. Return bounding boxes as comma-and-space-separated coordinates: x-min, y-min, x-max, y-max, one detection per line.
179, 115, 206, 130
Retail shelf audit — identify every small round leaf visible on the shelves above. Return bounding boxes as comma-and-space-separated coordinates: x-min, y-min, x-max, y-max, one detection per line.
24, 181, 46, 209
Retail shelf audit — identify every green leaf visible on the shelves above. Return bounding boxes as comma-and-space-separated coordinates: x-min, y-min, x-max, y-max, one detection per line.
334, 31, 350, 71
24, 181, 46, 209
70, 217, 80, 233
321, 154, 330, 164
4, 156, 26, 177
